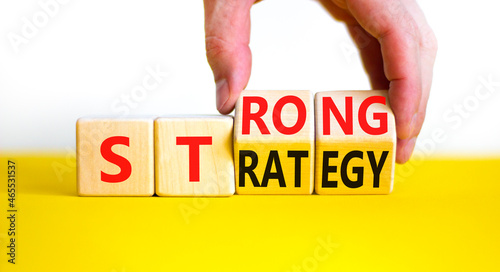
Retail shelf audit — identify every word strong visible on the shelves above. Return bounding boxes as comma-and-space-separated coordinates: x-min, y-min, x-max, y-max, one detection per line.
155, 116, 235, 196
77, 118, 155, 196
234, 90, 314, 194
315, 91, 396, 194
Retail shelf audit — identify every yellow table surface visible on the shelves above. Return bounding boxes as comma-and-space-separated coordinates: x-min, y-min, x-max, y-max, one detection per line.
0, 154, 499, 271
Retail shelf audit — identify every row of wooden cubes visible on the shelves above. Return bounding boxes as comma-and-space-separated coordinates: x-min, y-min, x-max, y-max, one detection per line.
77, 90, 396, 196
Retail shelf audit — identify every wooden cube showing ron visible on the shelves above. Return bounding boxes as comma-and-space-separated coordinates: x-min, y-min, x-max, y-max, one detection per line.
155, 116, 235, 196
77, 118, 155, 196
315, 91, 396, 194
234, 90, 314, 194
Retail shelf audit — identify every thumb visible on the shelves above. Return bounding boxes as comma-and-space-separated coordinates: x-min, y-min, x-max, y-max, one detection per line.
204, 0, 255, 114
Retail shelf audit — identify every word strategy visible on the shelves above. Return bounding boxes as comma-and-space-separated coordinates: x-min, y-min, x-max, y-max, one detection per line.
77, 90, 395, 196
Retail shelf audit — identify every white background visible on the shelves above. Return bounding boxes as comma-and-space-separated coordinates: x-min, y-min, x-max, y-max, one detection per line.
0, 0, 499, 157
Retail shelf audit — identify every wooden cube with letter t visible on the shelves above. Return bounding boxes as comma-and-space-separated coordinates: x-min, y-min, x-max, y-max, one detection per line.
154, 116, 235, 196
315, 91, 396, 194
234, 90, 314, 194
77, 117, 155, 196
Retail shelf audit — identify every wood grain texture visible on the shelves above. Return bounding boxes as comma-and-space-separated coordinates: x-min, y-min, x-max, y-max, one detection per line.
315, 90, 396, 194
155, 116, 235, 196
234, 90, 314, 194
77, 118, 154, 196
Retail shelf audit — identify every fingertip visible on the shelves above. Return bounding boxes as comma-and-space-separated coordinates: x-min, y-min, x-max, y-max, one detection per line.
204, 0, 253, 114
395, 118, 412, 141
216, 79, 229, 113
389, 79, 420, 140
216, 78, 244, 114
397, 112, 418, 140
396, 137, 416, 164
409, 113, 418, 136
208, 45, 251, 114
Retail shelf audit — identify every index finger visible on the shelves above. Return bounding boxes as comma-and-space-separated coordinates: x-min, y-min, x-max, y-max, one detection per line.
345, 0, 422, 141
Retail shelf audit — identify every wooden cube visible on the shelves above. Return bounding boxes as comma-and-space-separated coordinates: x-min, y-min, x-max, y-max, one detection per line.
77, 117, 155, 196
234, 90, 314, 194
315, 90, 396, 194
155, 116, 235, 196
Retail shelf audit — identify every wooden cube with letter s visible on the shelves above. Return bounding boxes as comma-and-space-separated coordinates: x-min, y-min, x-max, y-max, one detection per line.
315, 90, 396, 194
234, 90, 315, 194
76, 117, 155, 196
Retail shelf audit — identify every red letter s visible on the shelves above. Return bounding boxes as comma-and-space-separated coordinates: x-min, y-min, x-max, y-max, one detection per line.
100, 136, 132, 183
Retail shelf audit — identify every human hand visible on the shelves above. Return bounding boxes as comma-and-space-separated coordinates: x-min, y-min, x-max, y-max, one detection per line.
203, 0, 437, 164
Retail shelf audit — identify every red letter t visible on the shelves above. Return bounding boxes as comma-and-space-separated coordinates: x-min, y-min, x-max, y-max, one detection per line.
176, 136, 213, 182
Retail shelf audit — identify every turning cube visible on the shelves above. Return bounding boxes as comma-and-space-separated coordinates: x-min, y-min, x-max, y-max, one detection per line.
77, 117, 155, 196
234, 90, 314, 194
315, 90, 396, 194
155, 116, 235, 196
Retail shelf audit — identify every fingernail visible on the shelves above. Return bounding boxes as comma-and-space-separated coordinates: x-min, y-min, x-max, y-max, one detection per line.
405, 137, 417, 162
216, 79, 228, 113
